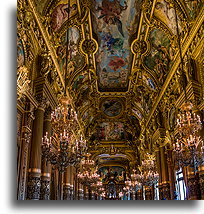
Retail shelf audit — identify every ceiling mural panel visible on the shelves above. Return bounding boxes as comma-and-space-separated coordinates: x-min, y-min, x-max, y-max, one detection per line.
154, 0, 182, 35
142, 74, 157, 91
34, 0, 49, 14
143, 29, 173, 85
134, 85, 152, 114
50, 0, 78, 32
72, 72, 89, 92
95, 122, 128, 141
184, 0, 202, 20
101, 98, 123, 117
91, 0, 142, 91
56, 26, 86, 78
74, 85, 90, 109
132, 107, 142, 120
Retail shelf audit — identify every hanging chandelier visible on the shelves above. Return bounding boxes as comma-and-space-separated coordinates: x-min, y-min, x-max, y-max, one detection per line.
77, 154, 100, 186
51, 96, 78, 134
132, 155, 159, 187
41, 129, 85, 171
173, 102, 203, 172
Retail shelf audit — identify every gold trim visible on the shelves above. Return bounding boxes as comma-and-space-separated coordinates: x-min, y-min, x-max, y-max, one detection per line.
28, 168, 41, 174
41, 172, 51, 178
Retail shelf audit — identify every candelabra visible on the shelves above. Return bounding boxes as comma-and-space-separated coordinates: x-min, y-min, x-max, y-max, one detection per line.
174, 102, 203, 173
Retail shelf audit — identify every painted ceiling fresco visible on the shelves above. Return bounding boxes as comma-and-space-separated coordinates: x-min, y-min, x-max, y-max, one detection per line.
184, 0, 203, 20
154, 0, 182, 35
101, 98, 123, 117
91, 0, 142, 91
56, 26, 85, 79
95, 122, 128, 141
144, 29, 172, 85
50, 0, 78, 32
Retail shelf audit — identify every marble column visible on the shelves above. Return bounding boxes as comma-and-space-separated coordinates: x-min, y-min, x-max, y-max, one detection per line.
27, 101, 45, 200
40, 107, 51, 200
84, 186, 89, 200
166, 149, 176, 200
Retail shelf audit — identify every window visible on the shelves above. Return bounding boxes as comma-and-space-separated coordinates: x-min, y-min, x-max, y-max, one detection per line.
176, 168, 187, 200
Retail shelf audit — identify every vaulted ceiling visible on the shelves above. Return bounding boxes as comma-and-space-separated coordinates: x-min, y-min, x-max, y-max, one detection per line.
22, 0, 203, 169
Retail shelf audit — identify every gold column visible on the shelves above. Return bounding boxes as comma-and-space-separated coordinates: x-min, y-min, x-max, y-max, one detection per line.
17, 104, 34, 200
63, 167, 70, 200
27, 101, 45, 200
159, 146, 171, 200
166, 148, 176, 200
50, 167, 58, 200
155, 147, 163, 200
40, 107, 51, 200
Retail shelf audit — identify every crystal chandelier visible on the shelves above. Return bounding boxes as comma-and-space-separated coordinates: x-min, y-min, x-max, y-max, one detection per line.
77, 154, 100, 186
51, 96, 78, 134
132, 155, 159, 186
173, 102, 203, 172
41, 129, 85, 171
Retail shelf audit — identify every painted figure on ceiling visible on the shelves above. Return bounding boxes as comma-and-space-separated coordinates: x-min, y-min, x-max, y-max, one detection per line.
51, 3, 77, 31
154, 0, 182, 35
96, 0, 128, 37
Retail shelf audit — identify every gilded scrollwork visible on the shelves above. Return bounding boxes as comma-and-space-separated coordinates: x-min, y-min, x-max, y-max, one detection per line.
17, 66, 31, 100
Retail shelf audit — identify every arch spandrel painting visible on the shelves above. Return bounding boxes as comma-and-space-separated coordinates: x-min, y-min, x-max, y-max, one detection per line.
50, 0, 78, 32
91, 0, 142, 91
57, 27, 85, 78
144, 29, 172, 84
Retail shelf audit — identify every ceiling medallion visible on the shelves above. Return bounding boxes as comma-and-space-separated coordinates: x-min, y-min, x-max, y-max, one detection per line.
101, 98, 123, 118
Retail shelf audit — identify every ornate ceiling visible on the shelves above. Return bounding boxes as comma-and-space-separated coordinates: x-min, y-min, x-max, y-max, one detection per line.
17, 0, 204, 170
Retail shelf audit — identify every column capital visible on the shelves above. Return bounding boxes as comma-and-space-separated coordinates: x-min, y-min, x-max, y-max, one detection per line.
44, 106, 52, 121
35, 95, 48, 111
